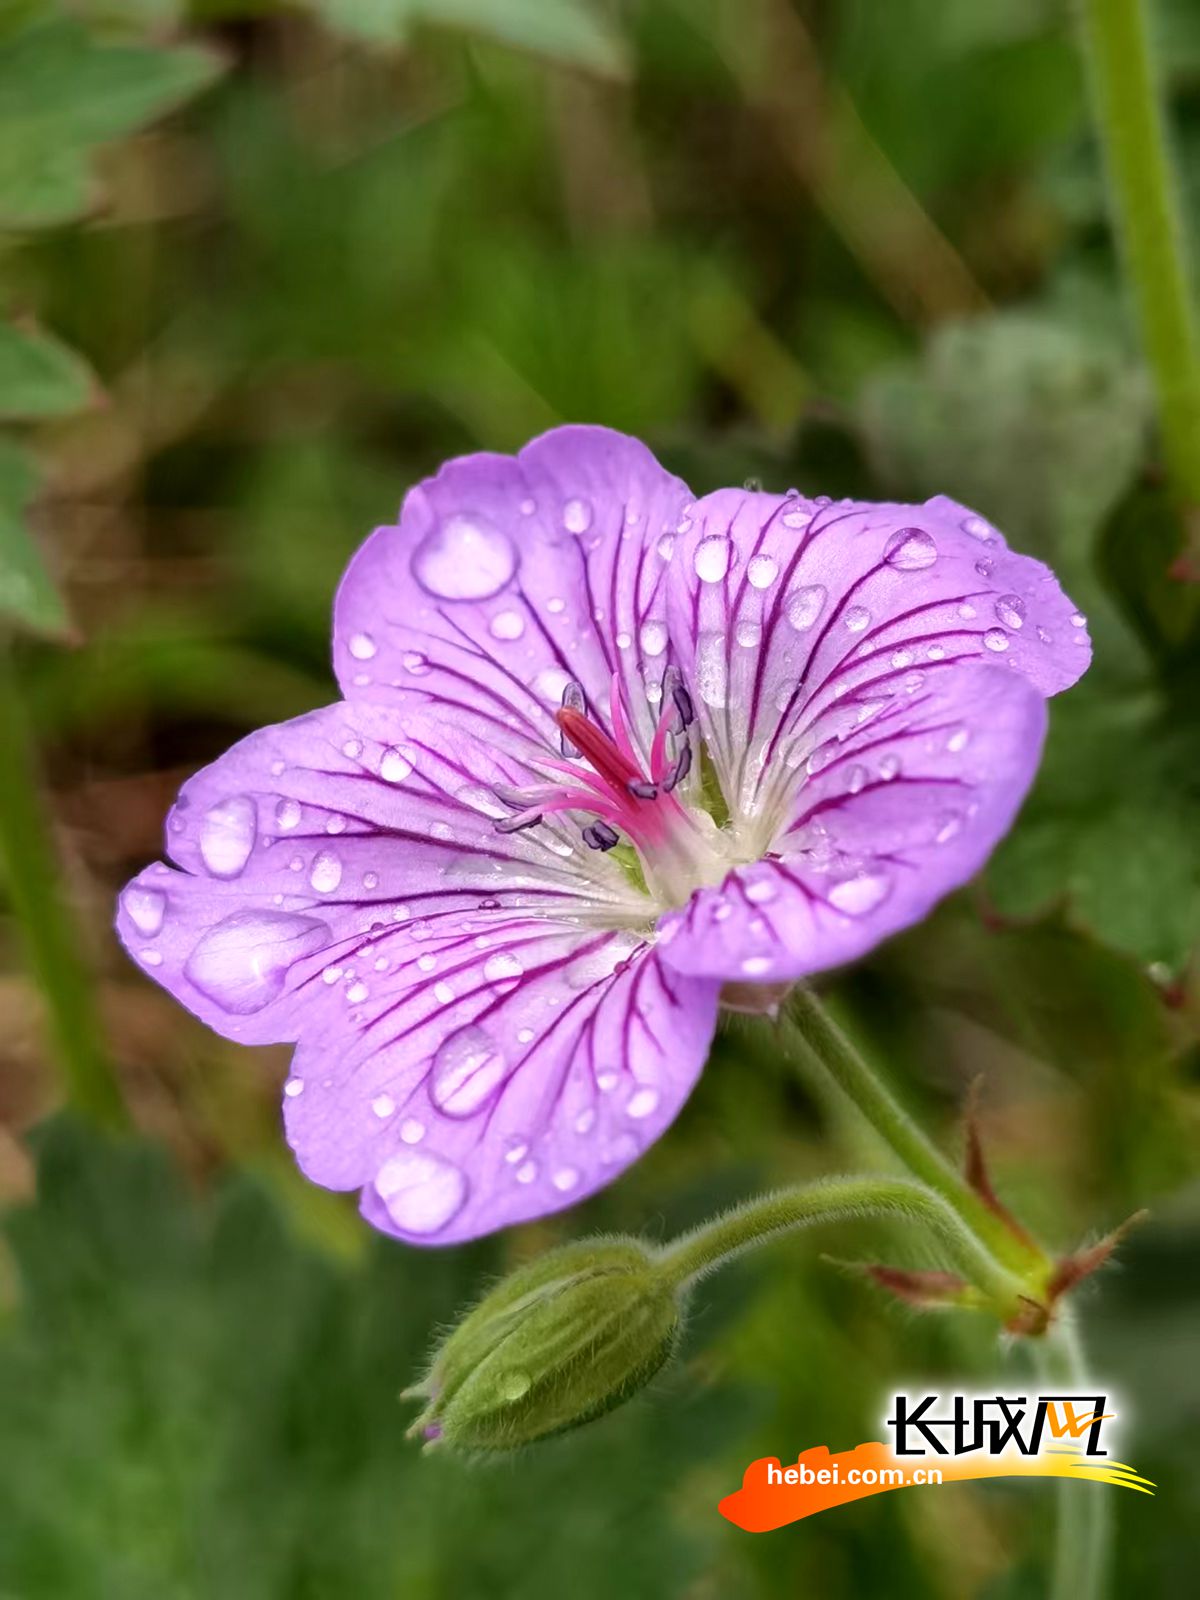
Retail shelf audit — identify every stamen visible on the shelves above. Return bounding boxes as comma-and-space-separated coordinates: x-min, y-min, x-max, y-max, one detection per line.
495, 809, 544, 834
627, 779, 658, 800
582, 821, 620, 851
662, 666, 694, 732
663, 742, 692, 792
560, 680, 586, 757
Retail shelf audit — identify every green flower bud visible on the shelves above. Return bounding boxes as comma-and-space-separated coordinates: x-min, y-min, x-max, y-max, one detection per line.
406, 1237, 680, 1452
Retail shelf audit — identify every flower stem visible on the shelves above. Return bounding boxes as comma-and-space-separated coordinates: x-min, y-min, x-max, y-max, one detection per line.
1080, 0, 1200, 511
783, 987, 1046, 1284
655, 1173, 1024, 1316
1036, 1317, 1112, 1600
0, 648, 126, 1127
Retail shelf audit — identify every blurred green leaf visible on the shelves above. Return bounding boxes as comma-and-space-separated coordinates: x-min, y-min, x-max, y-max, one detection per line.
312, 0, 628, 75
0, 1120, 749, 1600
860, 312, 1148, 576
0, 320, 96, 420
0, 437, 69, 636
0, 16, 223, 229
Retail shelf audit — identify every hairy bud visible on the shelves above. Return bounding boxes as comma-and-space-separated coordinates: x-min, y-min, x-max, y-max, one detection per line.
406, 1238, 680, 1452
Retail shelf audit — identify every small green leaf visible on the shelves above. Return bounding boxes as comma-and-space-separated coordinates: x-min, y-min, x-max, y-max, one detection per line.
0, 18, 224, 230
0, 321, 96, 420
0, 437, 70, 636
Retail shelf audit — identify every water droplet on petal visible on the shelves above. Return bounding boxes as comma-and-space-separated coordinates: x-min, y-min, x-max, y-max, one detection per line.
380, 747, 413, 783
626, 1086, 659, 1119
741, 955, 773, 977
843, 606, 871, 634
957, 603, 977, 620
504, 1140, 528, 1164
574, 1108, 596, 1134
431, 1024, 506, 1116
515, 1161, 538, 1184
735, 619, 761, 648
483, 952, 523, 987
782, 508, 811, 529
947, 727, 970, 753
184, 910, 329, 1014
400, 1118, 425, 1143
695, 536, 732, 583
284, 1077, 304, 1097
745, 879, 776, 904
890, 648, 913, 669
274, 797, 301, 831
747, 553, 779, 588
786, 584, 826, 631
639, 618, 668, 658
401, 650, 429, 675
563, 498, 593, 534
883, 526, 937, 570
372, 1093, 395, 1118
489, 609, 525, 641
309, 850, 343, 892
995, 594, 1025, 630
122, 885, 165, 937
348, 632, 377, 660
552, 1167, 579, 1193
982, 628, 1010, 653
962, 515, 994, 541
346, 980, 369, 1004
200, 795, 257, 879
935, 814, 963, 845
373, 1150, 467, 1234
879, 755, 900, 781
1070, 612, 1087, 628
413, 515, 516, 600
829, 872, 891, 915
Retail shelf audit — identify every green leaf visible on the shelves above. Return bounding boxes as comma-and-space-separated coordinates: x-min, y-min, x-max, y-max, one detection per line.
988, 685, 1200, 972
311, 0, 628, 75
0, 437, 69, 636
0, 321, 96, 420
0, 1120, 749, 1600
859, 312, 1148, 579
0, 18, 223, 229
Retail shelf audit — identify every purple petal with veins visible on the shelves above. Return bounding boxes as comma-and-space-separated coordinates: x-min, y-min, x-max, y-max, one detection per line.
116, 426, 1090, 1245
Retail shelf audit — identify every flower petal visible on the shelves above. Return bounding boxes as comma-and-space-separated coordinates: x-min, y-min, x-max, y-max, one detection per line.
665, 489, 1089, 822
656, 662, 1046, 983
115, 698, 648, 1046
333, 425, 692, 757
284, 919, 719, 1244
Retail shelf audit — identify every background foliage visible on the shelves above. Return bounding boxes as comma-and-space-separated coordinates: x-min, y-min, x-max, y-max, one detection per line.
1, 1, 1198, 1595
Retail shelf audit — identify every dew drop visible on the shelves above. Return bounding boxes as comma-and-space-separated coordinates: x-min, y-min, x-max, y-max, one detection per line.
695, 536, 732, 583
489, 609, 525, 641
563, 498, 593, 534
401, 650, 429, 675
400, 1118, 425, 1144
504, 1140, 528, 1164
373, 1150, 466, 1234
515, 1160, 538, 1184
879, 755, 900, 781
639, 618, 668, 658
883, 526, 937, 571
846, 764, 867, 795
574, 1108, 596, 1134
890, 648, 913, 670
553, 1167, 579, 1192
829, 872, 891, 915
184, 910, 329, 1014
735, 619, 762, 648
348, 632, 377, 660
380, 747, 413, 783
696, 631, 728, 707
431, 1024, 506, 1116
957, 603, 977, 620
372, 1093, 395, 1118
786, 584, 826, 631
274, 797, 301, 832
433, 980, 454, 1004
657, 533, 675, 561
747, 553, 779, 589
284, 1078, 304, 1098
483, 952, 523, 986
200, 795, 257, 879
982, 628, 1010, 653
843, 605, 871, 634
741, 955, 773, 977
309, 850, 343, 893
995, 594, 1026, 631
782, 508, 811, 530
412, 514, 516, 600
546, 596, 565, 614
745, 879, 776, 904
141, 949, 162, 966
626, 1086, 659, 1119
1070, 612, 1087, 628
122, 885, 166, 937
946, 727, 970, 753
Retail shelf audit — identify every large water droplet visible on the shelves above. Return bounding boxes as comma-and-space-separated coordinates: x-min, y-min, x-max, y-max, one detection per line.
309, 850, 343, 893
639, 618, 668, 658
735, 619, 761, 648
786, 584, 826, 631
348, 632, 377, 660
747, 553, 779, 589
883, 526, 937, 571
563, 498, 593, 534
843, 605, 871, 634
431, 1024, 507, 1116
380, 747, 413, 783
982, 628, 1010, 653
694, 537, 732, 583
695, 631, 728, 707
829, 872, 891, 915
373, 1150, 467, 1234
184, 910, 329, 1014
199, 795, 257, 879
122, 884, 165, 937
995, 594, 1025, 630
412, 514, 516, 600
274, 797, 301, 832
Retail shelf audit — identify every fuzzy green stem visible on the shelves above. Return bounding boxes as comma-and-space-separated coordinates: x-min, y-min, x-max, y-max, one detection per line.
783, 988, 1046, 1284
1080, 0, 1200, 510
655, 1174, 1025, 1316
1036, 1317, 1112, 1600
0, 649, 126, 1127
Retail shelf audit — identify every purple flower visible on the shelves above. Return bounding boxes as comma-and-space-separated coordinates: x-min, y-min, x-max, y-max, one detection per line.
116, 427, 1089, 1245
